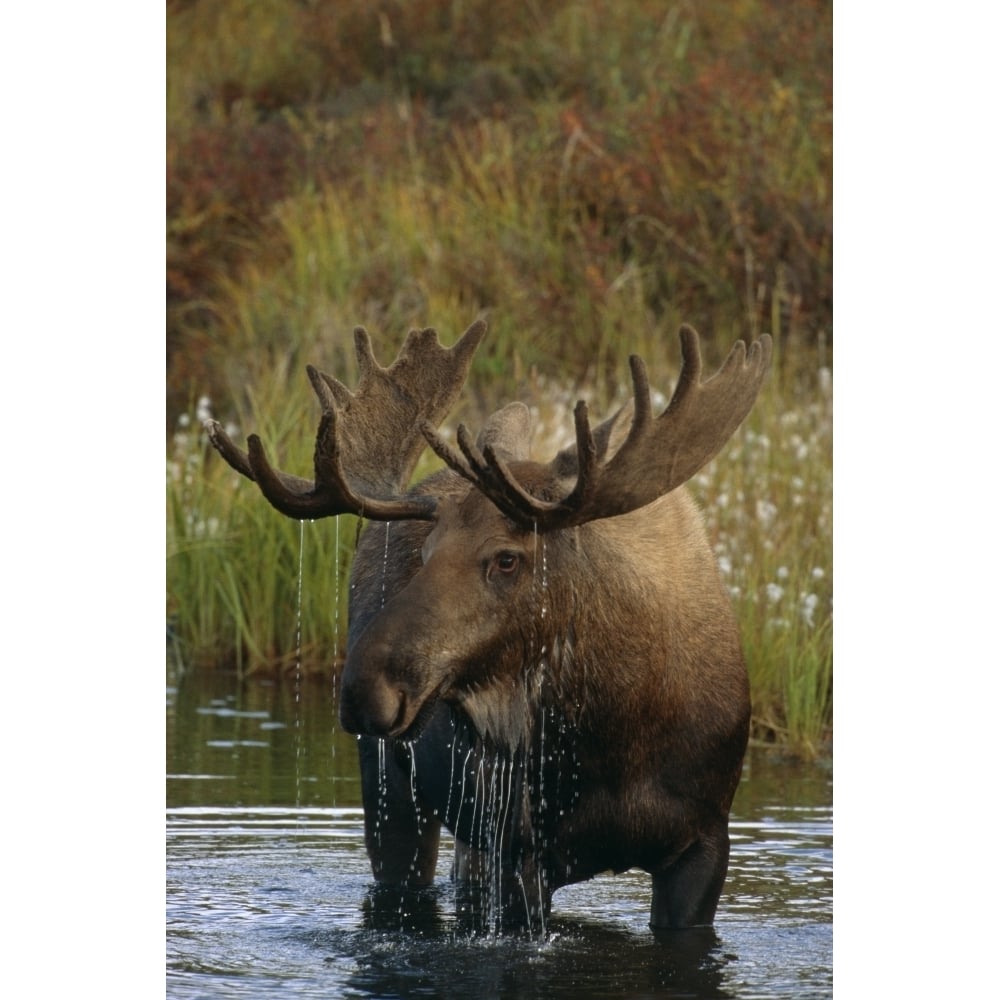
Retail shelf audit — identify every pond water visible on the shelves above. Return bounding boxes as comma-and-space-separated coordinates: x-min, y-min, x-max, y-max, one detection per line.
167, 671, 832, 999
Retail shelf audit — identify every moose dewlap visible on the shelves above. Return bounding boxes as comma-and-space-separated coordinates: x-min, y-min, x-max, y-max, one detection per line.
206, 320, 771, 932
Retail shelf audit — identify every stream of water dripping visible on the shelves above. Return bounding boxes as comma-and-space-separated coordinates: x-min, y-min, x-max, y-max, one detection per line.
482, 754, 500, 933
294, 519, 306, 808
528, 520, 551, 937
333, 515, 342, 666
375, 737, 387, 852
330, 515, 342, 778
380, 521, 391, 607
375, 521, 392, 863
406, 747, 430, 894
491, 754, 515, 933
452, 744, 474, 847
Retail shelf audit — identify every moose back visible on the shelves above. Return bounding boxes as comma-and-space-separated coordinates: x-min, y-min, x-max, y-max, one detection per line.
206, 321, 771, 932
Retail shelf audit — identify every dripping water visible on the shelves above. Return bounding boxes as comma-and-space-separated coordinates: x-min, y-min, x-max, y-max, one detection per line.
294, 519, 306, 809
333, 515, 342, 667
401, 744, 436, 925
527, 519, 552, 937
470, 754, 486, 878
330, 515, 342, 780
533, 710, 548, 939
374, 737, 387, 852
532, 520, 549, 622
460, 749, 498, 936
455, 746, 527, 937
490, 753, 516, 935
380, 521, 391, 607
531, 519, 549, 843
444, 716, 459, 821
481, 752, 501, 934
540, 535, 549, 619
374, 521, 392, 872
452, 743, 474, 848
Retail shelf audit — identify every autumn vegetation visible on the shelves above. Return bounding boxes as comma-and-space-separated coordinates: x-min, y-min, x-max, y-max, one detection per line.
166, 0, 832, 756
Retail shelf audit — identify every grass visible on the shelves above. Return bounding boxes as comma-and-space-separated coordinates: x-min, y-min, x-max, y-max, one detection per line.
689, 347, 833, 756
167, 392, 355, 676
166, 0, 832, 756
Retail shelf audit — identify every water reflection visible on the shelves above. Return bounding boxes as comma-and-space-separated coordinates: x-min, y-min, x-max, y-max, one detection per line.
343, 916, 735, 999
167, 671, 832, 998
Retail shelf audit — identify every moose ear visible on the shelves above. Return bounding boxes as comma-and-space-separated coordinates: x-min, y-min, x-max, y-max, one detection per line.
595, 399, 635, 460
476, 402, 532, 463
551, 400, 635, 478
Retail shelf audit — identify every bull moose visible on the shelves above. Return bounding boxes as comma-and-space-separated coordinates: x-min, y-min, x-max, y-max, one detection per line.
205, 320, 771, 933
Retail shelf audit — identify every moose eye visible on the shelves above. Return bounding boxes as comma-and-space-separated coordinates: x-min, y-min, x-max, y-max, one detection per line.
488, 551, 521, 580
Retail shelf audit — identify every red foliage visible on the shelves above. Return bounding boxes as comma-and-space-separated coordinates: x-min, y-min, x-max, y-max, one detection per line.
167, 119, 304, 302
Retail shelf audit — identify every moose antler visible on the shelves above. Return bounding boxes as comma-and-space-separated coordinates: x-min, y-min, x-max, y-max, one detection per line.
204, 321, 487, 520
423, 326, 772, 530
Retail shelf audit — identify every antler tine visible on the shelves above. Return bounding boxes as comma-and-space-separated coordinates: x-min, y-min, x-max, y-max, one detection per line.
223, 412, 435, 521
204, 420, 256, 482
204, 418, 319, 500
353, 324, 381, 380
421, 420, 564, 526
595, 329, 771, 516
572, 399, 599, 485
245, 431, 335, 519
450, 327, 769, 533
306, 364, 351, 411
205, 397, 438, 521
600, 329, 771, 517
668, 325, 705, 406
421, 420, 474, 480
477, 440, 563, 524
536, 399, 599, 524
204, 320, 488, 522
618, 355, 654, 451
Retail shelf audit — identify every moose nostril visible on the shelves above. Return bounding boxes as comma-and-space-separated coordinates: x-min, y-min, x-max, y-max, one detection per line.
338, 684, 363, 734
339, 674, 407, 736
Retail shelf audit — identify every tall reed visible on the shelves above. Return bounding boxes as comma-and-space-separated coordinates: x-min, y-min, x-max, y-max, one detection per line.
167, 391, 354, 677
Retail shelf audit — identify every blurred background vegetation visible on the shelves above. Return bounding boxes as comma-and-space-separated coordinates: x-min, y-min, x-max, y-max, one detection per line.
166, 0, 832, 756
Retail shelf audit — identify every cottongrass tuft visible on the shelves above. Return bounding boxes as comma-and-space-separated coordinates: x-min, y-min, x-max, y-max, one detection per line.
690, 353, 832, 756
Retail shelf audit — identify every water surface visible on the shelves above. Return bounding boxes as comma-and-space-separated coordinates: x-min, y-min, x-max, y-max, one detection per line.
167, 672, 832, 998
